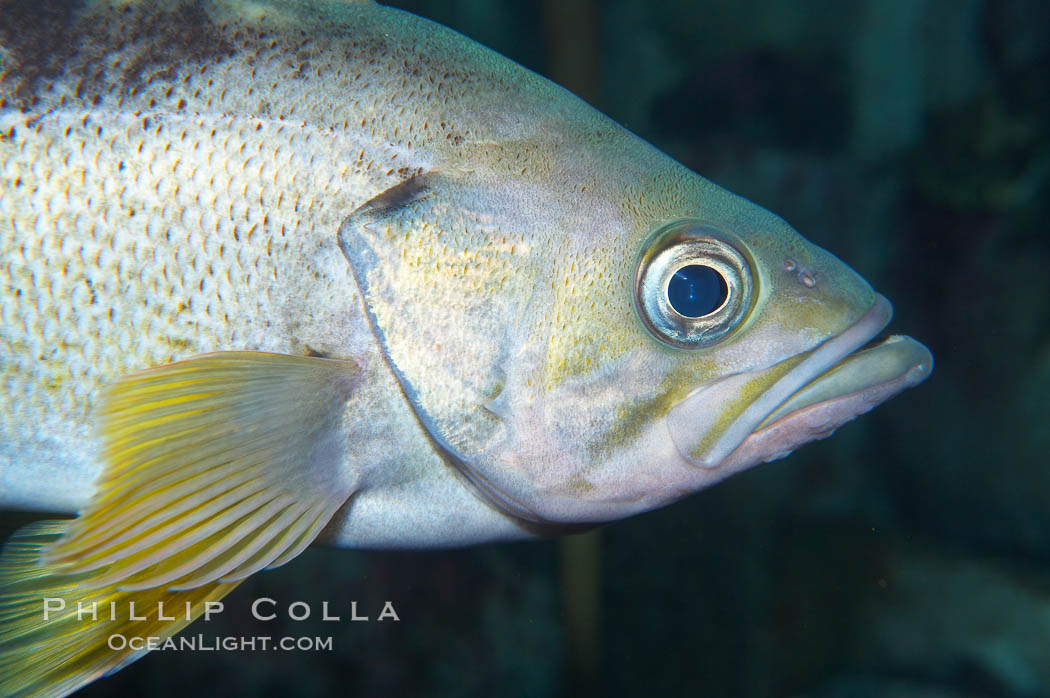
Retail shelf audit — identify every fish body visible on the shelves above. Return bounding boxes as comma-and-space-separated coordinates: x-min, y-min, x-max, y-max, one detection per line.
0, 0, 583, 547
0, 0, 932, 694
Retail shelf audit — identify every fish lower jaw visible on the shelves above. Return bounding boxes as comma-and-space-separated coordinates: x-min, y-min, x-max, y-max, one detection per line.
669, 294, 932, 471
756, 334, 932, 430
723, 336, 932, 468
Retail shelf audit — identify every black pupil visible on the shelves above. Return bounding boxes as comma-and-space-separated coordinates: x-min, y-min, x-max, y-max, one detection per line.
667, 265, 728, 318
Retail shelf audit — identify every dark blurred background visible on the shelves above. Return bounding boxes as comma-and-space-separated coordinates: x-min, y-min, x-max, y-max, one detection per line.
66, 0, 1050, 696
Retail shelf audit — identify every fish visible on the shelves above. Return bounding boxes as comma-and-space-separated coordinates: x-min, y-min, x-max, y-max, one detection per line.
0, 0, 933, 694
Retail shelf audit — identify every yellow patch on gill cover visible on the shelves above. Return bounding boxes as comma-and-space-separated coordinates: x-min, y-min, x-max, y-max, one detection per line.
542, 247, 636, 391
564, 474, 596, 495
342, 192, 539, 456
0, 521, 238, 698
588, 358, 715, 463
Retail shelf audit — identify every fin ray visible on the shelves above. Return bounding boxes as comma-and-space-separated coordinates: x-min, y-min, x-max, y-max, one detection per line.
0, 521, 242, 698
46, 351, 361, 589
0, 352, 364, 696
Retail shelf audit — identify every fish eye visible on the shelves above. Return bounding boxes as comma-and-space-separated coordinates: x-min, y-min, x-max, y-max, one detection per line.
634, 220, 754, 349
666, 264, 728, 318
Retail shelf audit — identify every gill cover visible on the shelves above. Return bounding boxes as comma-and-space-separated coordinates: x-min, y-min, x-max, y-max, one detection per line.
340, 171, 649, 526
338, 173, 536, 498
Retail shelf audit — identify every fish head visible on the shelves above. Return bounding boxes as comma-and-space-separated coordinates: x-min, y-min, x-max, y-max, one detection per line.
497, 163, 933, 524
340, 44, 931, 528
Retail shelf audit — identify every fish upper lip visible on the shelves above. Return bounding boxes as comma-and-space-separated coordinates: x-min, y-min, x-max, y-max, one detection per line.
687, 294, 895, 468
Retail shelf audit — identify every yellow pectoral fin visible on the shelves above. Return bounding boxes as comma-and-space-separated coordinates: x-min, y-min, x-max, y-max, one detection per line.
0, 351, 362, 697
0, 521, 239, 698
47, 351, 361, 588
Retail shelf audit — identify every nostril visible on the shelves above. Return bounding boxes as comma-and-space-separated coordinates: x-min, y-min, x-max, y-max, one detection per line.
783, 259, 817, 288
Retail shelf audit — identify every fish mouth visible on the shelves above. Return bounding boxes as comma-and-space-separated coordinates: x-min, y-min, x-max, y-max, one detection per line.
671, 294, 933, 469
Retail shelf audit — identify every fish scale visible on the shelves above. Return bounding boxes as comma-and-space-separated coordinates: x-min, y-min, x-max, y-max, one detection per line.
1, 0, 562, 542
0, 2, 463, 450
0, 2, 932, 694
3, 110, 356, 459
0, 0, 932, 545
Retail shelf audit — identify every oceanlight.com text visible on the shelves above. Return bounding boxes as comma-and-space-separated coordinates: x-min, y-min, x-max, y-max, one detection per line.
107, 634, 334, 652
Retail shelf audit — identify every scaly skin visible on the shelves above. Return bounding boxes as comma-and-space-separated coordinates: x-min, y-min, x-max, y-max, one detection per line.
2, 0, 927, 547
